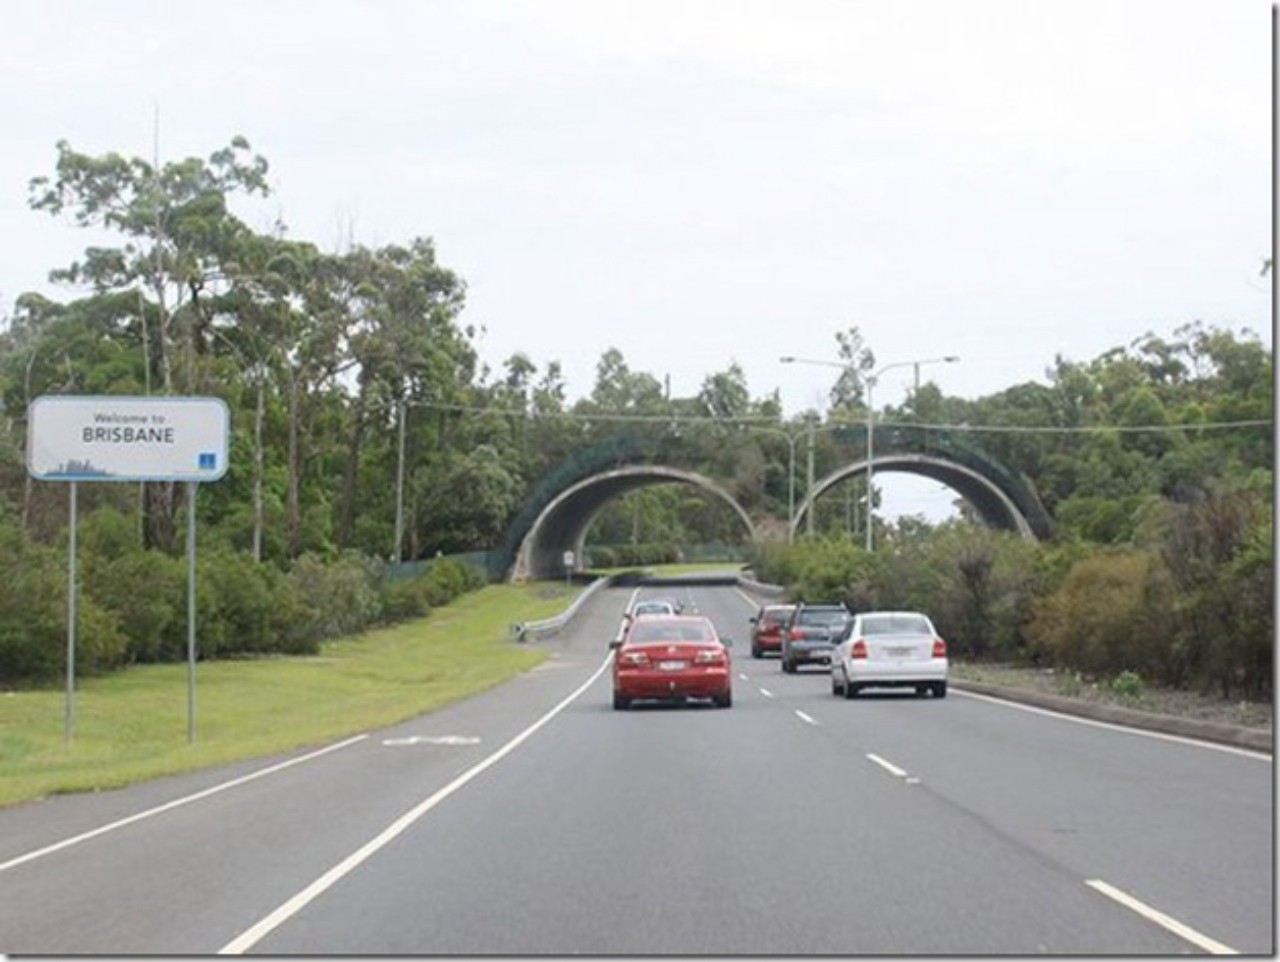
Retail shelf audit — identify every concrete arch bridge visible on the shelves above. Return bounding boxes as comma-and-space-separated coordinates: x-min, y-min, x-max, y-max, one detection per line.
492, 426, 1052, 582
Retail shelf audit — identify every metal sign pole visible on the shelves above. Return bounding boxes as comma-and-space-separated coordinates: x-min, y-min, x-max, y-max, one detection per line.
187, 481, 198, 744
65, 480, 78, 744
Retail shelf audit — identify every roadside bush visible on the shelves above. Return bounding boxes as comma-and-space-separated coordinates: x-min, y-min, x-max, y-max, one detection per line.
194, 548, 302, 658
1026, 549, 1174, 680
1111, 670, 1145, 702
83, 547, 186, 663
0, 521, 127, 683
378, 558, 486, 624
786, 535, 881, 610
877, 523, 1043, 661
283, 551, 383, 645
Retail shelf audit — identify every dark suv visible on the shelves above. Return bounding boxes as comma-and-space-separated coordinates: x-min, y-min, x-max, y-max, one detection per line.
780, 603, 851, 673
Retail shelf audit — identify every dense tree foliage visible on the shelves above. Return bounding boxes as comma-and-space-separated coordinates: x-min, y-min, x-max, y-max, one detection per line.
0, 138, 1270, 698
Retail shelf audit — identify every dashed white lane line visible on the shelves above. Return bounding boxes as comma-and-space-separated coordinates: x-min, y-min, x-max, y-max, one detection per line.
1086, 880, 1238, 955
759, 688, 775, 699
866, 753, 909, 778
794, 710, 818, 726
0, 734, 369, 876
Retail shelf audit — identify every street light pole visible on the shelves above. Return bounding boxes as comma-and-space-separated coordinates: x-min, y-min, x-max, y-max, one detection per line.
863, 355, 958, 552
783, 353, 957, 551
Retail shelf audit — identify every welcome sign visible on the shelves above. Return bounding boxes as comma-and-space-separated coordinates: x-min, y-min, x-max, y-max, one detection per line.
27, 395, 230, 482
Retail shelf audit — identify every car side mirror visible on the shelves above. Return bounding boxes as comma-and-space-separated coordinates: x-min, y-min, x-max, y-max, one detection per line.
608, 638, 622, 650
720, 637, 734, 648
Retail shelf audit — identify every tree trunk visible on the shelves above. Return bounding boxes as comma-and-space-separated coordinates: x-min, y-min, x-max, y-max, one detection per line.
286, 366, 301, 559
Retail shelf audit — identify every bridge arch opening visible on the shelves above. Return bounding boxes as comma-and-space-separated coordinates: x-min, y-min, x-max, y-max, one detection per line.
510, 465, 757, 581
792, 454, 1041, 540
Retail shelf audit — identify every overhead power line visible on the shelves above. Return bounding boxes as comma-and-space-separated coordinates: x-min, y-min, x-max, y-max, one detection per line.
401, 400, 1271, 435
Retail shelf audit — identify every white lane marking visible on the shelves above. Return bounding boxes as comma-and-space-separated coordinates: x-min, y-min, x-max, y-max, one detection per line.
219, 654, 613, 955
954, 689, 1272, 761
1086, 879, 1238, 955
866, 753, 909, 778
0, 735, 369, 876
759, 688, 775, 699
381, 735, 481, 747
737, 673, 749, 681
794, 710, 818, 726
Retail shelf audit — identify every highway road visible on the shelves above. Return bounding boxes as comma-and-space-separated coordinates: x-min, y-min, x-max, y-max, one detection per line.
0, 579, 1272, 955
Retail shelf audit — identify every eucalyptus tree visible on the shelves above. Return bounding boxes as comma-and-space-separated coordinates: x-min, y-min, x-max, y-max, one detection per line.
326, 239, 470, 554
26, 136, 271, 552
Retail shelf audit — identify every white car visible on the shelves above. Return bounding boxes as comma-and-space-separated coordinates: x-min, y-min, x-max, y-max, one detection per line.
831, 611, 948, 699
614, 599, 680, 644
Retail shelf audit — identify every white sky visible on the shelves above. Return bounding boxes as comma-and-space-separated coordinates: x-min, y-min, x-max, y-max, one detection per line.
2, 0, 1273, 521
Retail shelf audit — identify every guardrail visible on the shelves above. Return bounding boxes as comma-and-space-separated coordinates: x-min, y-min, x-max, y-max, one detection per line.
513, 569, 788, 642
512, 577, 612, 642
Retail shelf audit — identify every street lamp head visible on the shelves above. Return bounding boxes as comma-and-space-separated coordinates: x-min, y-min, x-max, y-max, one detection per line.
779, 356, 796, 364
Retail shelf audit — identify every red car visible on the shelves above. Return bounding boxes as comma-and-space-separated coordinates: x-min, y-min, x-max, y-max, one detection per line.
748, 603, 796, 659
610, 615, 733, 710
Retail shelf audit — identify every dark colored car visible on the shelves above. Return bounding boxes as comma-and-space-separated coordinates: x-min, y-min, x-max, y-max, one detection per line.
610, 615, 733, 709
748, 603, 796, 658
780, 603, 851, 673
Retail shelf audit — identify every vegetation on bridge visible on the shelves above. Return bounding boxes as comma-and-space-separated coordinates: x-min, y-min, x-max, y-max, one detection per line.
0, 136, 1271, 700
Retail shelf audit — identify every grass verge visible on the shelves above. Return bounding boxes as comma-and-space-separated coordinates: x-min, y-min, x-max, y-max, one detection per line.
0, 582, 580, 808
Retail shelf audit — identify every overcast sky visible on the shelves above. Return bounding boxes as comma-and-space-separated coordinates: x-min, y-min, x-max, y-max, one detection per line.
2, 1, 1272, 518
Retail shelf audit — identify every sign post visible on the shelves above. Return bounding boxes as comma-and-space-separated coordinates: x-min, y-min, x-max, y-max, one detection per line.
27, 396, 229, 744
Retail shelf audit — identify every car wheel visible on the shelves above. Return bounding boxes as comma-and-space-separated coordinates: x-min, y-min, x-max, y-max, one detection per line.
714, 689, 732, 709
843, 674, 859, 700
933, 681, 947, 699
782, 657, 795, 673
751, 644, 761, 659
916, 685, 929, 698
613, 691, 630, 710
832, 672, 842, 696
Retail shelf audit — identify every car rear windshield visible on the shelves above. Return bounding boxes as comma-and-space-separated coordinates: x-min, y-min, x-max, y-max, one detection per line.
861, 615, 932, 636
633, 603, 673, 615
798, 609, 848, 626
630, 622, 715, 643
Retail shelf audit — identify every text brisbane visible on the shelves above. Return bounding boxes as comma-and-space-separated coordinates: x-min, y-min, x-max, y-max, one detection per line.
82, 426, 176, 444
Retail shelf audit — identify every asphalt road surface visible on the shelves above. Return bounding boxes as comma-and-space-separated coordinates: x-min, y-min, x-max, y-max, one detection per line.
0, 580, 1272, 955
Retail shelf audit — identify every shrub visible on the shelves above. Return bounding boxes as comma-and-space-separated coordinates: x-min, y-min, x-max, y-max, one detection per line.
0, 522, 127, 683
1111, 670, 1144, 702
1026, 549, 1174, 680
82, 546, 186, 663
283, 551, 383, 645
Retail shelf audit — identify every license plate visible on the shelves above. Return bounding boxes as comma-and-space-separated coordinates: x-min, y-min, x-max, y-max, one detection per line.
658, 660, 687, 671
888, 646, 913, 658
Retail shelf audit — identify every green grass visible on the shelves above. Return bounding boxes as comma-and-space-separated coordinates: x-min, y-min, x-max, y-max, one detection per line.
0, 582, 581, 808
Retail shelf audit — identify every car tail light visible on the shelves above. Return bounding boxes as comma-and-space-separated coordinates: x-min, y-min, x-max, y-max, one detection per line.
790, 628, 804, 640
851, 639, 867, 659
620, 650, 650, 666
932, 638, 947, 658
695, 648, 726, 665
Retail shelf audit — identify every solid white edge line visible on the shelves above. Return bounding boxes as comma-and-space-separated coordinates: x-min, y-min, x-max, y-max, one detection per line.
865, 753, 909, 778
1086, 879, 1238, 955
0, 734, 369, 876
954, 689, 1272, 761
218, 653, 613, 955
